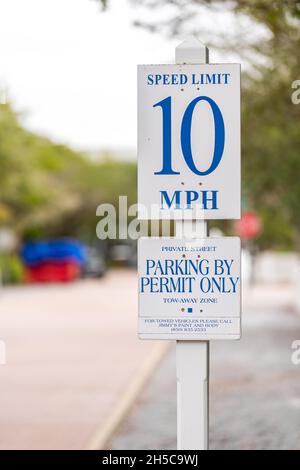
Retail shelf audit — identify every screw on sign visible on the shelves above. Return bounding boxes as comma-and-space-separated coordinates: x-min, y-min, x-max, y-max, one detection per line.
235, 211, 262, 240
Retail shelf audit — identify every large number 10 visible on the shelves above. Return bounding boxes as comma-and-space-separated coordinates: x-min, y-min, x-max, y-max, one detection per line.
153, 96, 225, 176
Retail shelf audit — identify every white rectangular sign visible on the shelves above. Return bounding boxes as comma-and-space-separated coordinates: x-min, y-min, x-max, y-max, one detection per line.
138, 237, 241, 340
138, 63, 240, 219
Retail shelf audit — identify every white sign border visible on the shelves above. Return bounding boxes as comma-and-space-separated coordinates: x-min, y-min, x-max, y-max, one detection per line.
138, 236, 241, 341
138, 63, 241, 221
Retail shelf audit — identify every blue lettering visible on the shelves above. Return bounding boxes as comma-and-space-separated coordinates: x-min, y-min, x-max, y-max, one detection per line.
147, 74, 154, 85
160, 190, 181, 209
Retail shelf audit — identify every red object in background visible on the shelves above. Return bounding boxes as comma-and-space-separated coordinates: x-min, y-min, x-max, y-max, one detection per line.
235, 211, 262, 240
25, 261, 81, 283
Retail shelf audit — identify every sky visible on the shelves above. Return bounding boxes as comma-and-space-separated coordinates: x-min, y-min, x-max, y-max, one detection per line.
0, 0, 179, 155
0, 0, 255, 156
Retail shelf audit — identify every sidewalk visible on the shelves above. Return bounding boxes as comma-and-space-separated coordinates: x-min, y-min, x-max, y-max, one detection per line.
110, 283, 300, 450
0, 269, 165, 450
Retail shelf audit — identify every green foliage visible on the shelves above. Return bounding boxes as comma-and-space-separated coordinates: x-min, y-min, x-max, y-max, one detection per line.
94, 0, 108, 10
0, 102, 137, 244
2, 0, 300, 253
0, 254, 24, 284
98, 0, 300, 251
239, 2, 300, 249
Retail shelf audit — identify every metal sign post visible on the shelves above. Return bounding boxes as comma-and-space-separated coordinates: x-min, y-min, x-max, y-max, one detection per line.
175, 39, 209, 452
137, 37, 241, 451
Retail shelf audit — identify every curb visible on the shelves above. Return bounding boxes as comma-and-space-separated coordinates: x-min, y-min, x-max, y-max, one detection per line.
85, 342, 170, 450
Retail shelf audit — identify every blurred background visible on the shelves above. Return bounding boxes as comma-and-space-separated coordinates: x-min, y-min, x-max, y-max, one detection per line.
0, 0, 300, 450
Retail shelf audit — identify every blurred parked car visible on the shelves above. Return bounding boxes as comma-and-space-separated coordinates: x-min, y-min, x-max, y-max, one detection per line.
109, 241, 137, 268
83, 246, 107, 278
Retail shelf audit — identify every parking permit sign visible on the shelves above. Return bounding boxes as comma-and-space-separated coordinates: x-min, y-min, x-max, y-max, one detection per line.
138, 237, 241, 340
138, 63, 241, 219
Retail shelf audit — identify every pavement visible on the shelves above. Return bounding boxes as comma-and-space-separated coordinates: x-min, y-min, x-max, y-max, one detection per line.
1, 271, 300, 450
110, 283, 300, 450
0, 269, 161, 450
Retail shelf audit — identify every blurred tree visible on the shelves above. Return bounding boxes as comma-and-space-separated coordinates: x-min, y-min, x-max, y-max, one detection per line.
96, 0, 300, 250
95, 1, 300, 43
95, 0, 108, 10
0, 102, 137, 243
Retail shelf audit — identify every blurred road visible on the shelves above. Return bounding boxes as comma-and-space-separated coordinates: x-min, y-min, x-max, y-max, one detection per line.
110, 284, 300, 450
1, 270, 300, 450
0, 269, 158, 450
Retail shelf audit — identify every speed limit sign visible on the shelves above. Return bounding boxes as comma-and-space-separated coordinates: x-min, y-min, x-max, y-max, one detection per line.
138, 63, 240, 219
